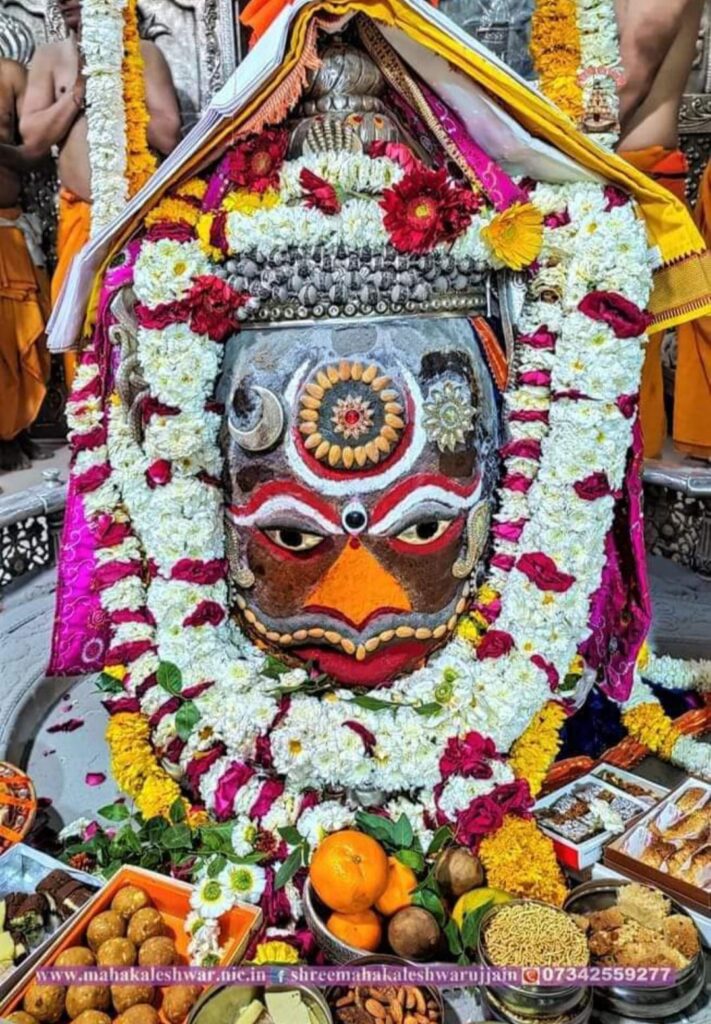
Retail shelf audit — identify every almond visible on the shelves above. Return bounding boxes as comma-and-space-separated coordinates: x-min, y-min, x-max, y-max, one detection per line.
365, 999, 386, 1019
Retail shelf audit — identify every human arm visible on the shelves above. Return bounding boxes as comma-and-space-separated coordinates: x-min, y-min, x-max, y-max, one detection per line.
19, 46, 84, 159
140, 41, 182, 157
0, 61, 46, 170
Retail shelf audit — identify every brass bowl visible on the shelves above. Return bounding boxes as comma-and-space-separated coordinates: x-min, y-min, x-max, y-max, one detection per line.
564, 879, 706, 1019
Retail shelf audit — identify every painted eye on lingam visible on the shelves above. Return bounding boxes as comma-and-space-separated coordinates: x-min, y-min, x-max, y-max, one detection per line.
221, 318, 500, 687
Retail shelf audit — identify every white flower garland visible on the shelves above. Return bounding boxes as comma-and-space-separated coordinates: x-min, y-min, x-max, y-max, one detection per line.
620, 674, 710, 781
81, 0, 129, 234
645, 653, 711, 694
576, 0, 622, 151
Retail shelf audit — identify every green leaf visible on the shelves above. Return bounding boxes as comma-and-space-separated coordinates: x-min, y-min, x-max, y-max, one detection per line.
169, 799, 186, 824
414, 702, 443, 717
143, 816, 169, 842
411, 888, 446, 927
426, 825, 454, 857
198, 824, 234, 854
161, 824, 193, 851
274, 846, 304, 890
207, 854, 227, 878
349, 695, 397, 712
559, 673, 579, 693
278, 826, 303, 847
139, 848, 163, 870
444, 918, 463, 957
354, 810, 397, 848
261, 655, 292, 680
391, 815, 414, 850
96, 672, 125, 695
461, 900, 493, 952
394, 848, 425, 874
98, 802, 131, 822
175, 700, 201, 740
157, 661, 183, 694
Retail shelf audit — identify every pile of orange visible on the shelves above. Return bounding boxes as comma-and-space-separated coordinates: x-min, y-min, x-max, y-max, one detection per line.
309, 830, 418, 951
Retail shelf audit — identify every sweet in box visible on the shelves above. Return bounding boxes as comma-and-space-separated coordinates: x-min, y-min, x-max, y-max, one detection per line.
0, 864, 263, 1020
534, 766, 669, 871
605, 776, 711, 917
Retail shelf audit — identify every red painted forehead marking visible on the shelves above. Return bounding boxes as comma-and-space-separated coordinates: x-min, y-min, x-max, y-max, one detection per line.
227, 480, 341, 526
370, 473, 482, 526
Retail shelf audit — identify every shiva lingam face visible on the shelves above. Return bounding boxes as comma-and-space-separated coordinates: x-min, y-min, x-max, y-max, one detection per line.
221, 317, 499, 686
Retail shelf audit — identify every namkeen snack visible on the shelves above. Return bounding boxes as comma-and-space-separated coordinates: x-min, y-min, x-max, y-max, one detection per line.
573, 883, 701, 969
483, 902, 589, 968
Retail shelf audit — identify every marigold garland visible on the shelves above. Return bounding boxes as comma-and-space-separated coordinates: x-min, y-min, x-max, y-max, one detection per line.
530, 0, 584, 123
122, 0, 157, 196
145, 198, 202, 229
106, 712, 186, 820
622, 701, 681, 761
479, 815, 568, 906
509, 701, 567, 797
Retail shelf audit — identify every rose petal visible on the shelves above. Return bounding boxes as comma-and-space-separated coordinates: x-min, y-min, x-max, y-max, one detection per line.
85, 773, 106, 787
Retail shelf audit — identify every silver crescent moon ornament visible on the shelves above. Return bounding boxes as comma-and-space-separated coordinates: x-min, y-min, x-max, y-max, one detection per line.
229, 385, 285, 452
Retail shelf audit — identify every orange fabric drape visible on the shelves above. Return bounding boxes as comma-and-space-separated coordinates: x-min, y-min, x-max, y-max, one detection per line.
52, 188, 92, 392
0, 208, 50, 441
674, 159, 711, 459
621, 148, 690, 458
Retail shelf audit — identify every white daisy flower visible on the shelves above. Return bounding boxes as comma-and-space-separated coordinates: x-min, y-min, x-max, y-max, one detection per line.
219, 863, 267, 905
190, 876, 233, 918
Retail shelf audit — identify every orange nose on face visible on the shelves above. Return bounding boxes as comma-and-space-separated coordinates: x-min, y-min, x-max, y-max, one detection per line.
305, 540, 412, 630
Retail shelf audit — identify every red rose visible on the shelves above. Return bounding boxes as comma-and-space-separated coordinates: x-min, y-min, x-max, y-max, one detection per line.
224, 129, 288, 193
75, 463, 111, 493
343, 721, 377, 754
544, 210, 570, 228
494, 779, 534, 816
72, 425, 107, 452
500, 439, 542, 460
440, 731, 497, 779
517, 552, 576, 593
141, 396, 180, 423
380, 165, 480, 252
183, 600, 226, 627
94, 514, 133, 548
145, 222, 195, 243
476, 629, 515, 661
616, 393, 638, 419
518, 326, 556, 350
578, 291, 653, 339
300, 168, 341, 215
531, 653, 560, 690
145, 459, 172, 488
604, 185, 630, 210
186, 275, 248, 341
574, 472, 612, 501
136, 300, 189, 330
171, 558, 227, 584
210, 209, 228, 253
456, 796, 504, 843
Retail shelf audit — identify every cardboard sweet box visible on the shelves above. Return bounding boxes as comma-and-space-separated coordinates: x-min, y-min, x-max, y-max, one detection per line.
604, 776, 711, 918
534, 765, 670, 871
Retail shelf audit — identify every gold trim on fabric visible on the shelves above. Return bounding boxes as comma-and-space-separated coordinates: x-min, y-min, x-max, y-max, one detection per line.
649, 249, 711, 332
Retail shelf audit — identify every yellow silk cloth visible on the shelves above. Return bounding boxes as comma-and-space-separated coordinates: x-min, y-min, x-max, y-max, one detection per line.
52, 188, 91, 391
675, 159, 711, 459
82, 0, 711, 337
0, 207, 50, 442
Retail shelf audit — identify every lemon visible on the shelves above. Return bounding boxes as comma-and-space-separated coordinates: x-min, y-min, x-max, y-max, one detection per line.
451, 887, 512, 929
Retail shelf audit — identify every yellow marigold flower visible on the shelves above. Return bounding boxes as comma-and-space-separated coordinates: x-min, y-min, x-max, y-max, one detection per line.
509, 702, 567, 797
137, 774, 184, 821
637, 640, 650, 671
480, 816, 567, 907
110, 392, 122, 407
482, 203, 544, 271
457, 617, 481, 643
222, 189, 280, 215
123, 0, 157, 196
196, 214, 224, 262
145, 198, 200, 229
477, 584, 499, 606
568, 654, 584, 676
250, 941, 301, 965
623, 702, 680, 761
177, 177, 208, 201
103, 664, 126, 681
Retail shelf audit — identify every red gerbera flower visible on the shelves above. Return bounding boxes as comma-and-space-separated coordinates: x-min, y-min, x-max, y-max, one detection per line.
380, 165, 480, 253
224, 128, 289, 193
185, 275, 249, 341
300, 168, 341, 215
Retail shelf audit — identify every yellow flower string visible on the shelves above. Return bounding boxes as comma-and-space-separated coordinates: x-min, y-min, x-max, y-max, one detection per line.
106, 712, 187, 820
509, 701, 567, 797
122, 0, 157, 196
480, 816, 568, 906
622, 701, 681, 761
530, 0, 584, 124
250, 941, 301, 965
145, 197, 202, 229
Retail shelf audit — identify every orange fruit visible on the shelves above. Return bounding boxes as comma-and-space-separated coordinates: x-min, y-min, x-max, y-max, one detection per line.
375, 856, 418, 916
327, 909, 383, 952
309, 830, 389, 913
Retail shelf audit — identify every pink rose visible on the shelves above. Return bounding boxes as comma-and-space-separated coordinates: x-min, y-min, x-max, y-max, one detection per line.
518, 326, 557, 350
105, 639, 154, 664
94, 514, 133, 548
578, 291, 653, 339
145, 459, 172, 488
574, 472, 613, 500
171, 558, 227, 584
136, 301, 189, 331
490, 553, 516, 572
616, 393, 638, 419
141, 396, 180, 423
531, 653, 560, 690
144, 222, 195, 243
440, 731, 497, 779
476, 629, 515, 661
501, 473, 533, 494
343, 721, 377, 754
518, 370, 551, 387
185, 743, 226, 790
544, 210, 570, 228
93, 559, 142, 591
73, 426, 107, 452
75, 463, 111, 493
604, 185, 630, 210
500, 439, 542, 460
508, 409, 549, 424
214, 761, 255, 820
517, 552, 575, 593
183, 600, 226, 627
250, 778, 285, 820
456, 796, 504, 843
492, 519, 526, 542
494, 779, 534, 816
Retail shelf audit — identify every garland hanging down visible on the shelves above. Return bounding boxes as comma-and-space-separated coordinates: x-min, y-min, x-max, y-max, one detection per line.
122, 0, 157, 196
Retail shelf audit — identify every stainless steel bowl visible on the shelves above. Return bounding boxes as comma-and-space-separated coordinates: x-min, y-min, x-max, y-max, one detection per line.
480, 986, 593, 1024
477, 900, 588, 1019
564, 879, 706, 1019
304, 877, 377, 963
324, 953, 445, 1021
188, 983, 333, 1024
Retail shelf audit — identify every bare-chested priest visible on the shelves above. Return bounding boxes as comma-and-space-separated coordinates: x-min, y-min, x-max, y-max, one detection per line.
20, 0, 181, 383
0, 58, 50, 472
614, 0, 708, 459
